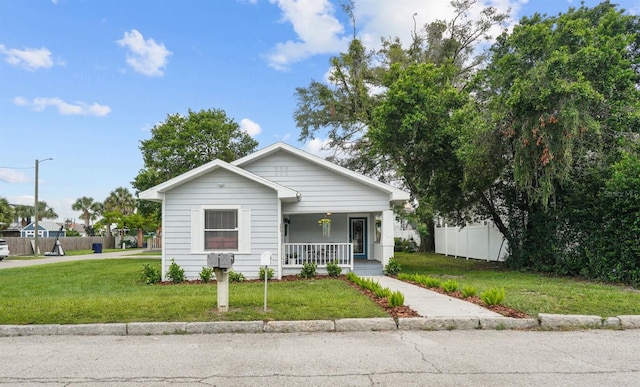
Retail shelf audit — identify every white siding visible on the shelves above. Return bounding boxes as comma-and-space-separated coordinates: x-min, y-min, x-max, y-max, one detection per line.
242, 151, 392, 213
163, 168, 280, 279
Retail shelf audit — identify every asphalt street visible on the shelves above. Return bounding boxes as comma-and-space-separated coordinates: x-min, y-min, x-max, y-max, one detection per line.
1, 329, 639, 386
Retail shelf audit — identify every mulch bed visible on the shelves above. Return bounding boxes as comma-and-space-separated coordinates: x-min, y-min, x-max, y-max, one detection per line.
392, 277, 529, 319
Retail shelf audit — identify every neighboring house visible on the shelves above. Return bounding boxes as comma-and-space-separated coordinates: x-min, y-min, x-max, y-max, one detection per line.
20, 221, 65, 238
139, 142, 410, 280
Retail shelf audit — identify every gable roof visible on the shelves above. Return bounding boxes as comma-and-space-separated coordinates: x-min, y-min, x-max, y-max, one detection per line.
22, 221, 63, 231
138, 158, 300, 202
232, 142, 410, 204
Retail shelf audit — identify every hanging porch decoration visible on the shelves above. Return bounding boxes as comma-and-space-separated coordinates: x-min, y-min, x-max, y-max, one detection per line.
318, 216, 331, 237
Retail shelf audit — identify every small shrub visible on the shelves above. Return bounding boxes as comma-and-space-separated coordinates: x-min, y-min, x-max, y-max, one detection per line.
228, 270, 245, 283
299, 262, 317, 278
481, 287, 506, 306
388, 290, 405, 307
461, 285, 477, 298
441, 279, 459, 293
140, 263, 161, 284
326, 260, 342, 277
394, 238, 417, 253
259, 266, 275, 280
199, 267, 214, 283
166, 259, 185, 283
384, 257, 401, 275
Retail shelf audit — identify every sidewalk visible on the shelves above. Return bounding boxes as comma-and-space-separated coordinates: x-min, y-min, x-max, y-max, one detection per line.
0, 249, 143, 270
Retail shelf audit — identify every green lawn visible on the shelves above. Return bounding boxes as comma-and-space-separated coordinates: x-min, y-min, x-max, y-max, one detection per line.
395, 252, 640, 317
0, 259, 387, 324
3, 253, 638, 325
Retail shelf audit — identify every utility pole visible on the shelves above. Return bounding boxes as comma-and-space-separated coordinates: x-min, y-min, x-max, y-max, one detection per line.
34, 158, 52, 257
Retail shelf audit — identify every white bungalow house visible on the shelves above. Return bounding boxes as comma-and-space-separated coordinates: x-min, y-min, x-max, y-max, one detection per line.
138, 142, 410, 280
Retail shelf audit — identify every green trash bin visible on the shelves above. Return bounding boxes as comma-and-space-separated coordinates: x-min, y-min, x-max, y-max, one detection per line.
92, 243, 103, 253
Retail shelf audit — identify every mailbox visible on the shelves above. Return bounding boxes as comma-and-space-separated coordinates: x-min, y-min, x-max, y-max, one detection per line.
218, 253, 234, 268
207, 253, 235, 269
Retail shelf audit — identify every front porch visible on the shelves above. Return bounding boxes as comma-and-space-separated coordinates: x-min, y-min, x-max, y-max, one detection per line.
283, 242, 354, 270
279, 211, 394, 277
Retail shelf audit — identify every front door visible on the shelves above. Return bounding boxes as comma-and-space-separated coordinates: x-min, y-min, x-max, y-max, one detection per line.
350, 217, 367, 259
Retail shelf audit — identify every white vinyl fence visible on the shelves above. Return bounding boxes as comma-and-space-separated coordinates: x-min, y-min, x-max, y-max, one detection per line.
434, 222, 508, 262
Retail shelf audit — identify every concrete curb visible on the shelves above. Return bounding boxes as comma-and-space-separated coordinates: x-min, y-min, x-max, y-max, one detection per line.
2, 314, 640, 336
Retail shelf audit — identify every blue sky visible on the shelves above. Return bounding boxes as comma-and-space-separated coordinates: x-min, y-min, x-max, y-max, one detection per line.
1, 0, 638, 224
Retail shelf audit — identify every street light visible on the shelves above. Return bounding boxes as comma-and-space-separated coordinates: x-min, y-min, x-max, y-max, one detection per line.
34, 158, 53, 256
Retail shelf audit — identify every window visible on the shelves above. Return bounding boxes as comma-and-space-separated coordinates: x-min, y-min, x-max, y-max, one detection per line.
204, 210, 238, 250
191, 207, 251, 253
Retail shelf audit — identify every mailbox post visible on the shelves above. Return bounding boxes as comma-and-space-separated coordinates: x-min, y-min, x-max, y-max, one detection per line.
260, 251, 272, 312
207, 253, 235, 312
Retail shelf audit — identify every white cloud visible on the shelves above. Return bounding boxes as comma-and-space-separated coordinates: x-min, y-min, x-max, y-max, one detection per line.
240, 118, 262, 137
0, 44, 54, 71
14, 96, 111, 117
0, 168, 28, 184
116, 29, 172, 77
266, 0, 522, 70
266, 0, 347, 70
302, 137, 333, 157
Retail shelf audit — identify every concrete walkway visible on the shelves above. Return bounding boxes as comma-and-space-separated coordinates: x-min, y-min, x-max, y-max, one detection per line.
364, 275, 503, 318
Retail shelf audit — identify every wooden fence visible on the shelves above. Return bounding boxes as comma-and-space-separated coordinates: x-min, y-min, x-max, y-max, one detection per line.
1, 237, 116, 256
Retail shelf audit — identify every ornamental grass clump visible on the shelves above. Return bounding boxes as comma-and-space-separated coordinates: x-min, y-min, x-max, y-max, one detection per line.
441, 279, 459, 293
461, 285, 477, 298
481, 287, 506, 306
388, 290, 405, 307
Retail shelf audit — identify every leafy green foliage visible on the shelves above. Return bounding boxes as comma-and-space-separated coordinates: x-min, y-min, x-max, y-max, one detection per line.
166, 259, 185, 283
461, 285, 477, 298
384, 257, 401, 275
140, 263, 161, 285
326, 260, 342, 277
228, 270, 245, 283
199, 267, 214, 283
387, 291, 405, 307
299, 262, 317, 278
394, 238, 417, 253
259, 266, 274, 280
481, 287, 506, 306
441, 279, 459, 293
374, 287, 392, 298
132, 108, 259, 220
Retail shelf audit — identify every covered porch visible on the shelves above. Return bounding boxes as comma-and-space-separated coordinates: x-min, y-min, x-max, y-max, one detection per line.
280, 210, 395, 276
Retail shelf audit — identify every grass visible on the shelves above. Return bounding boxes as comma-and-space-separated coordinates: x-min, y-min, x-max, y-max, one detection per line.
0, 259, 387, 324
395, 252, 640, 317
5, 248, 160, 260
4, 252, 640, 324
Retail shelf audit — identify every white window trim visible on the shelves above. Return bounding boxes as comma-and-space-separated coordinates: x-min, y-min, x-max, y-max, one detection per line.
191, 205, 251, 254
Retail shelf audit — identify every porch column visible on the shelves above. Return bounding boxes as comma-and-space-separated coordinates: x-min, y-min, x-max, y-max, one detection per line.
381, 210, 394, 267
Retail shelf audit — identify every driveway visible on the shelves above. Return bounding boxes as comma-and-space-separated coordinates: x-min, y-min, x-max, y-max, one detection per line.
0, 250, 151, 270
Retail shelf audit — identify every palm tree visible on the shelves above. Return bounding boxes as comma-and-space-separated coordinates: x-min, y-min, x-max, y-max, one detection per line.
0, 197, 14, 230
14, 205, 33, 226
71, 196, 102, 229
104, 187, 135, 215
35, 201, 57, 221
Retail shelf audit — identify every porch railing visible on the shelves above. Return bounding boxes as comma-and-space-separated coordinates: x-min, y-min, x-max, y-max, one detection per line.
283, 243, 353, 269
